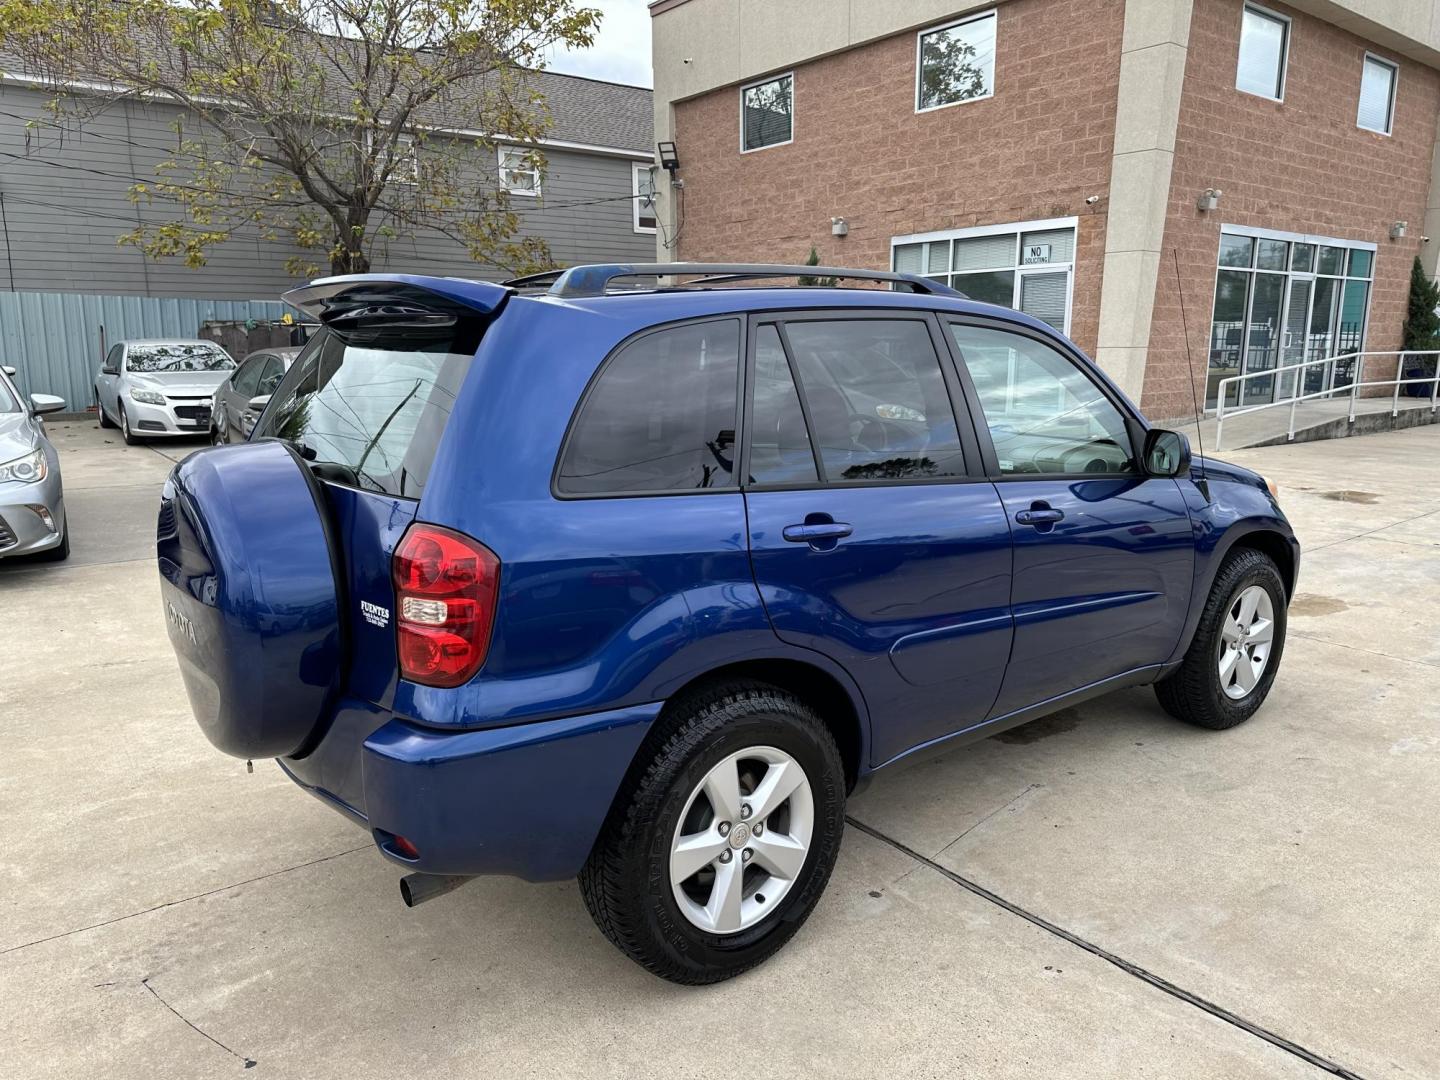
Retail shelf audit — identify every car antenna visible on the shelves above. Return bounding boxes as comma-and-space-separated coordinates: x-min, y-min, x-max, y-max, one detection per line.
1171, 247, 1209, 489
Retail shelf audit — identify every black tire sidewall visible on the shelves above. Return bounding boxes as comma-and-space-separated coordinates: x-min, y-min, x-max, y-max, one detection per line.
1198, 556, 1288, 724
612, 692, 846, 980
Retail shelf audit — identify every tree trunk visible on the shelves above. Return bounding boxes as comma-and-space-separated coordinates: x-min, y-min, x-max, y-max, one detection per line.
330, 245, 370, 275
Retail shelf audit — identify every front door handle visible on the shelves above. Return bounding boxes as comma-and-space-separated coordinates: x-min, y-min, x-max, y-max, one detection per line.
1015, 503, 1065, 528
783, 522, 854, 543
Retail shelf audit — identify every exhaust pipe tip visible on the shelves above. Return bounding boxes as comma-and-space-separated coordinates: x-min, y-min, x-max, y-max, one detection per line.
400, 872, 473, 908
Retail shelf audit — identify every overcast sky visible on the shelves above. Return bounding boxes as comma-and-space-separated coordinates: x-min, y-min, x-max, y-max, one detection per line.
547, 0, 654, 87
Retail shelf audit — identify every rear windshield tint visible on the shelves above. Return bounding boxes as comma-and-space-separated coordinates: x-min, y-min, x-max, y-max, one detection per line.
254, 326, 476, 498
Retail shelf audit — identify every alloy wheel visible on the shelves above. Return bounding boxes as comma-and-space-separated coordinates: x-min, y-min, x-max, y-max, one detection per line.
1218, 584, 1275, 700
669, 746, 813, 935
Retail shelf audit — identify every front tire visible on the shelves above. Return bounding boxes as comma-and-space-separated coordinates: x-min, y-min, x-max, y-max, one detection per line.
1155, 547, 1287, 729
118, 403, 140, 445
579, 681, 846, 984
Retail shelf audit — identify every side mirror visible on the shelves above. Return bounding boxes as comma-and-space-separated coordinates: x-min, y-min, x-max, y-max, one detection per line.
31, 393, 66, 415
2, 365, 15, 377
1143, 428, 1191, 478
246, 394, 272, 413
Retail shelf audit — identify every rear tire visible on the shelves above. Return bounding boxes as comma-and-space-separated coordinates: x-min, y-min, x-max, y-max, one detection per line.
1155, 547, 1287, 729
579, 680, 846, 984
95, 394, 114, 429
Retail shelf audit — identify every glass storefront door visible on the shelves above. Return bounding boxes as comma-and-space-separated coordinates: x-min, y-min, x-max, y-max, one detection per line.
1206, 228, 1376, 410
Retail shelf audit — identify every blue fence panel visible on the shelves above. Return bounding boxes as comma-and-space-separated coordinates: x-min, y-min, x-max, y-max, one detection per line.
0, 290, 290, 410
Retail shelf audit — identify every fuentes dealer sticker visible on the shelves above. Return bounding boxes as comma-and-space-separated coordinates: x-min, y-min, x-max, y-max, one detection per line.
360, 600, 390, 628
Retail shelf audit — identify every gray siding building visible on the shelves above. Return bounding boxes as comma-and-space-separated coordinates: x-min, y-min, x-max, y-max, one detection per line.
0, 70, 656, 299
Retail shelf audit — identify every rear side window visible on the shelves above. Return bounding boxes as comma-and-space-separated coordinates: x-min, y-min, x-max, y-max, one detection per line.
255, 326, 477, 498
780, 319, 966, 483
232, 357, 265, 397
558, 320, 740, 495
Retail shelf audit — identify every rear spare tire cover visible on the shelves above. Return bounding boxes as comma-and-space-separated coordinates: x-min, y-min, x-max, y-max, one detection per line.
157, 440, 344, 759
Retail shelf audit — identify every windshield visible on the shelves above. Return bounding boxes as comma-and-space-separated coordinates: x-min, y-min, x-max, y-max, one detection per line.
253, 326, 478, 498
126, 344, 235, 373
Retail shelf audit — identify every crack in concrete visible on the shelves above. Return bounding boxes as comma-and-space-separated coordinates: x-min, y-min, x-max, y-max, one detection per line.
0, 845, 371, 958
887, 784, 1041, 888
143, 976, 257, 1069
1291, 632, 1440, 670
1304, 507, 1440, 552
849, 815, 1371, 1080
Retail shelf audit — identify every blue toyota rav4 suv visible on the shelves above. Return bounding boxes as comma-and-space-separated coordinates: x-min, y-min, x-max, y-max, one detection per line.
158, 263, 1298, 984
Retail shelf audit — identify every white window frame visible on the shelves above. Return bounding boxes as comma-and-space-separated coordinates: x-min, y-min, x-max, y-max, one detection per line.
1236, 3, 1290, 103
890, 217, 1078, 336
632, 162, 657, 234
914, 9, 998, 115
1357, 52, 1399, 136
498, 145, 541, 197
739, 71, 794, 154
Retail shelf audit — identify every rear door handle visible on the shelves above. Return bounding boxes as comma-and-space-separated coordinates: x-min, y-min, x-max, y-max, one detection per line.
1015, 507, 1065, 526
783, 522, 854, 543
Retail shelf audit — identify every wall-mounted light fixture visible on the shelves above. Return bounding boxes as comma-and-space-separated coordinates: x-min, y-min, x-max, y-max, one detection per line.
657, 141, 680, 178
1390, 220, 1408, 240
1197, 188, 1222, 212
831, 216, 848, 238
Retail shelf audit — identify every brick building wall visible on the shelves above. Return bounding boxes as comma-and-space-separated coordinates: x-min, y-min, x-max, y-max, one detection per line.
1144, 0, 1440, 418
671, 0, 1124, 353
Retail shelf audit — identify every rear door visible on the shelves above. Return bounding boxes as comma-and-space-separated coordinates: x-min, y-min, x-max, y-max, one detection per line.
943, 319, 1195, 716
742, 313, 1013, 767
252, 321, 485, 709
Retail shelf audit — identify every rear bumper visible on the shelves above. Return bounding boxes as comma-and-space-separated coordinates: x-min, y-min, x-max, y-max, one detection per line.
280, 699, 661, 882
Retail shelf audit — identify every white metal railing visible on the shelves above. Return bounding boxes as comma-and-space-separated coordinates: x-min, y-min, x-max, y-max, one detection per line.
1213, 350, 1440, 450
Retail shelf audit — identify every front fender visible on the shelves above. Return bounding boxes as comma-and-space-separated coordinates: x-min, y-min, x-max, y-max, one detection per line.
1166, 477, 1298, 666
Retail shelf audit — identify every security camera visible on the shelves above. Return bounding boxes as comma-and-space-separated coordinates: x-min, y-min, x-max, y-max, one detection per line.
1084, 195, 1100, 205
1424, 236, 1432, 244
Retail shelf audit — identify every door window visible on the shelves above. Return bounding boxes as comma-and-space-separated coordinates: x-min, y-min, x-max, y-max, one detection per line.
232, 357, 266, 397
103, 345, 122, 373
948, 324, 1135, 475
557, 320, 740, 495
779, 319, 966, 483
748, 324, 818, 485
256, 356, 284, 396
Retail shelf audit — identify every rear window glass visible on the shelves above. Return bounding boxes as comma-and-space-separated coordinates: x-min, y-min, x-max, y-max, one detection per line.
126, 343, 234, 372
558, 320, 740, 495
254, 327, 475, 498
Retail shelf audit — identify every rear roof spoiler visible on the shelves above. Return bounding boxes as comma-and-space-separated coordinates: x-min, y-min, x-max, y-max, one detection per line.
282, 274, 510, 324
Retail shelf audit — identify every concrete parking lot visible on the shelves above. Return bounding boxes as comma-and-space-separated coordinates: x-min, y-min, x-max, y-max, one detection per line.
2, 419, 1437, 1079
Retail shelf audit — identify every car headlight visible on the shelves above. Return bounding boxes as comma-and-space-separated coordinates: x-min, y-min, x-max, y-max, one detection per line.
130, 388, 166, 405
0, 447, 47, 484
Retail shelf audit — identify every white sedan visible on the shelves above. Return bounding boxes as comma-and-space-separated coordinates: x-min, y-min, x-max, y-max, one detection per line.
94, 340, 237, 445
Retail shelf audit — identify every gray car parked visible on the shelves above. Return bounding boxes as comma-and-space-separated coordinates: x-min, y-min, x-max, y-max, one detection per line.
211, 346, 301, 446
0, 365, 69, 561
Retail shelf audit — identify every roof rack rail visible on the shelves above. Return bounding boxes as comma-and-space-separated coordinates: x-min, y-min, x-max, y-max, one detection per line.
500, 263, 964, 299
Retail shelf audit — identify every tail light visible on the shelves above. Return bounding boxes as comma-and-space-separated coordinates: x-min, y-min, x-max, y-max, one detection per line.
391, 524, 500, 688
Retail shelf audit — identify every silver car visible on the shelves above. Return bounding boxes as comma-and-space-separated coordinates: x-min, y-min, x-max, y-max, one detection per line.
94, 339, 237, 444
0, 365, 69, 561
211, 346, 301, 445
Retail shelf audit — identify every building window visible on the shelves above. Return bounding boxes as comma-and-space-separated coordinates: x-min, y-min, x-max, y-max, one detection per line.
916, 10, 997, 112
1236, 3, 1289, 101
740, 73, 793, 152
1357, 54, 1398, 134
1206, 227, 1376, 411
498, 146, 541, 197
633, 163, 657, 233
891, 218, 1077, 334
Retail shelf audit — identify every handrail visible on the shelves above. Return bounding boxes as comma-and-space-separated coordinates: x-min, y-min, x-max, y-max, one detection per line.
1213, 349, 1440, 449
